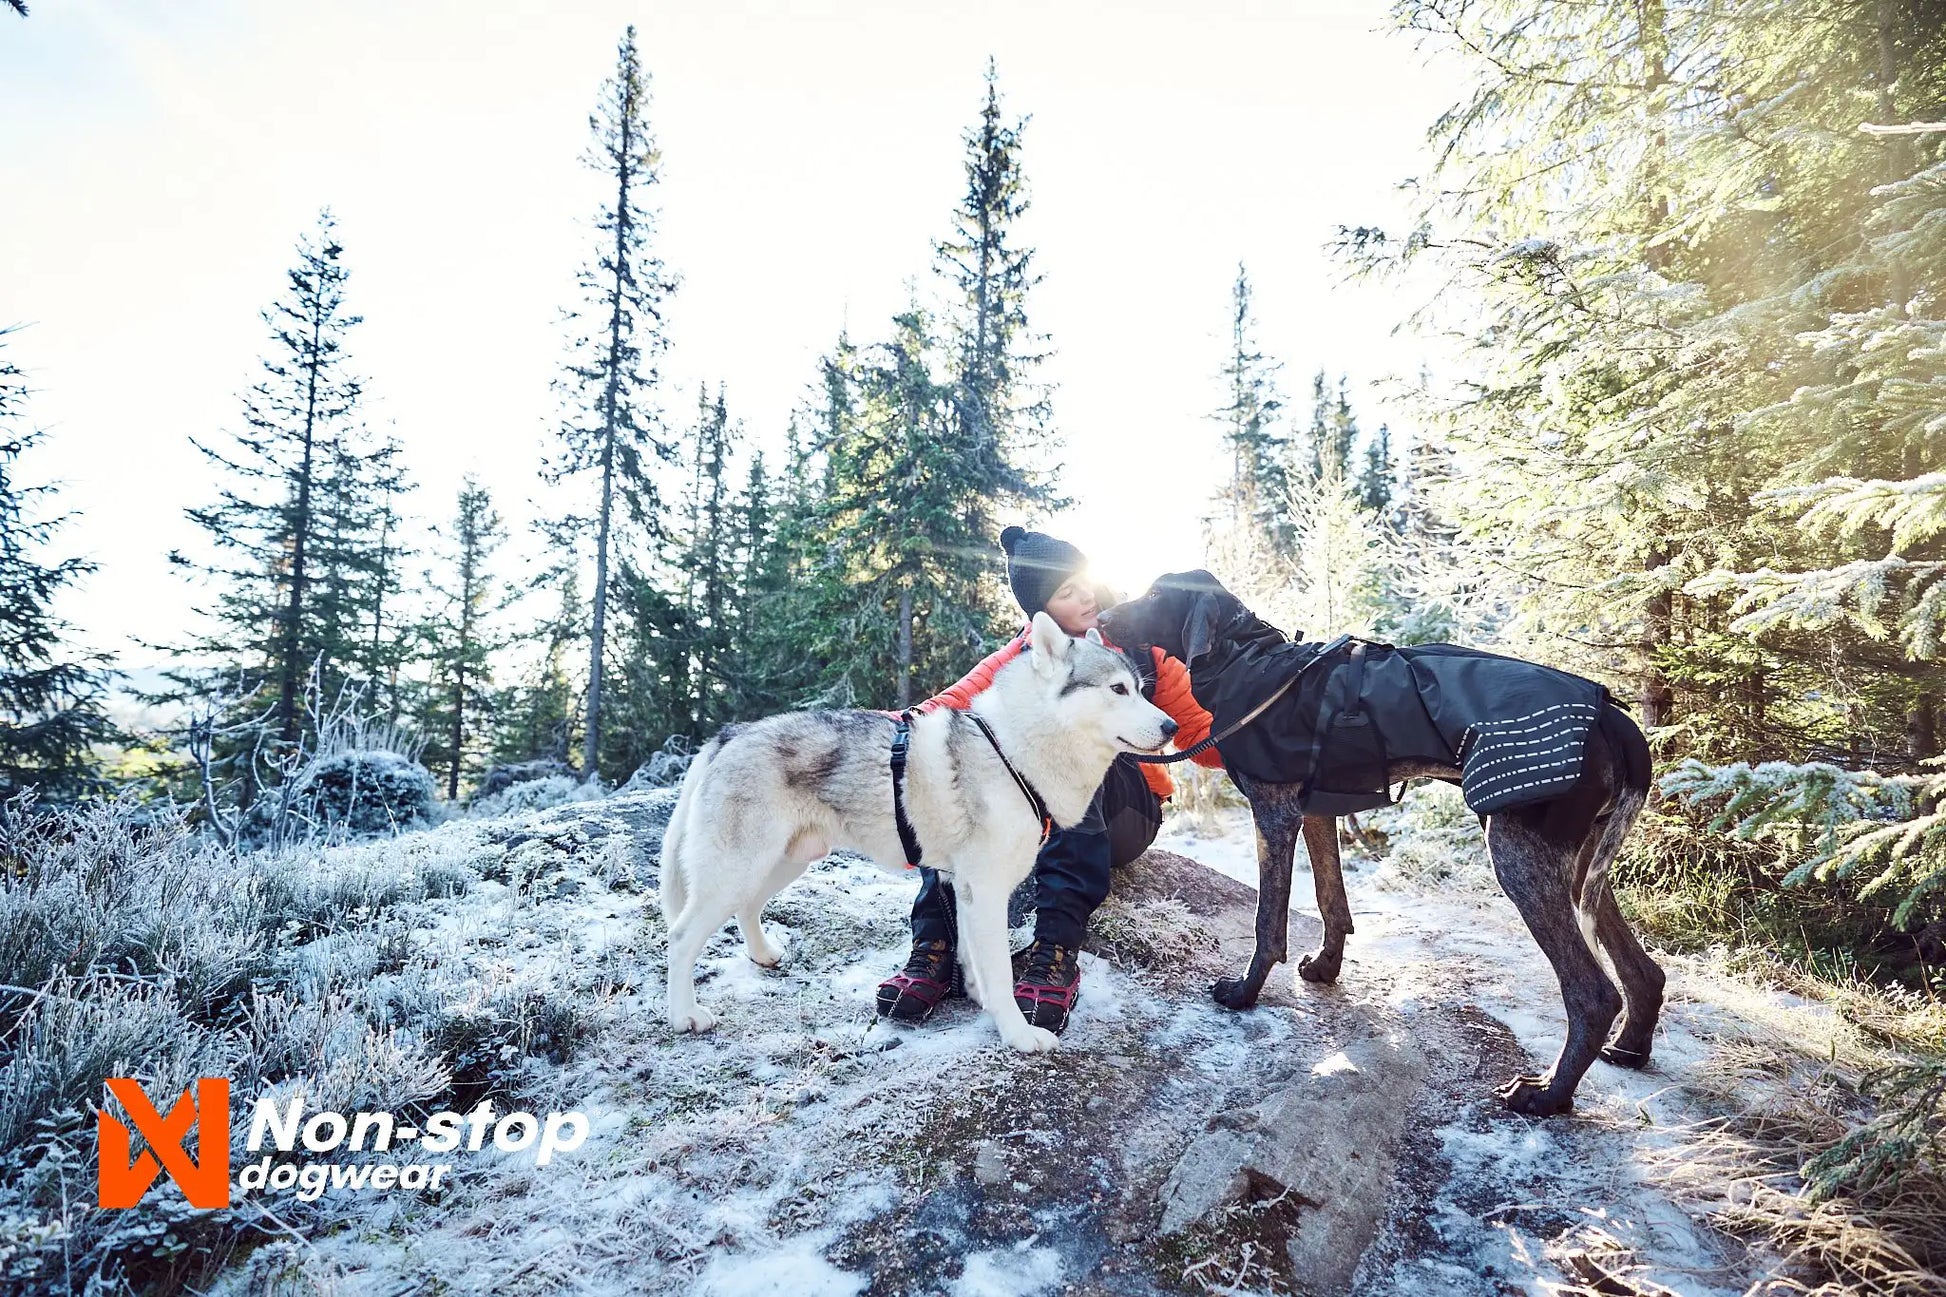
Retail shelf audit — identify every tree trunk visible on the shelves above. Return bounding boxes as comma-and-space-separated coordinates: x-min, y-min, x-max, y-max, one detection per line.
896, 586, 914, 710
1908, 691, 1936, 763
448, 664, 465, 801
277, 306, 325, 747
582, 100, 635, 784
584, 439, 613, 781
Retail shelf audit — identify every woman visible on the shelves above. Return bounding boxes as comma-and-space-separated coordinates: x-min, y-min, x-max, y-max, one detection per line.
875, 526, 1226, 1034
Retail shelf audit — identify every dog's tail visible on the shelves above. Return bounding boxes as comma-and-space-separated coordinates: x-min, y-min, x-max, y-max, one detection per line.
658, 736, 722, 925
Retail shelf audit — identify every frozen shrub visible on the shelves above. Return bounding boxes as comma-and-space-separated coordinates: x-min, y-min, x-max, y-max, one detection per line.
241, 750, 438, 846
466, 773, 604, 819
622, 734, 694, 791
471, 757, 576, 801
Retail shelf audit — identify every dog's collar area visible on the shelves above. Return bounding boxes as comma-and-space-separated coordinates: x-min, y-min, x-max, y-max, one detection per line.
966, 712, 1055, 847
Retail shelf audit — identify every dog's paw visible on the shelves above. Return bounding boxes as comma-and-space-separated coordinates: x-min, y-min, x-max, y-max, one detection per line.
1599, 1042, 1652, 1070
1495, 1075, 1573, 1117
1003, 1025, 1060, 1053
667, 1007, 718, 1034
746, 948, 784, 970
1211, 977, 1259, 1011
1296, 952, 1341, 985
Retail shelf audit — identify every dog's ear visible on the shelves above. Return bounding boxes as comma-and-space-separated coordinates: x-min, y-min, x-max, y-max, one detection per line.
1084, 627, 1105, 648
1181, 592, 1225, 667
1029, 610, 1071, 675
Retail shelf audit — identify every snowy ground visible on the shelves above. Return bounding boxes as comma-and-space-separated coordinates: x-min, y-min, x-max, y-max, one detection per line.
199, 783, 1877, 1297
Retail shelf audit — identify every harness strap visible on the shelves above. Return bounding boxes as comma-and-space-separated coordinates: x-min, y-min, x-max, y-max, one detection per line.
967, 713, 1055, 846
890, 711, 924, 869
1131, 633, 1353, 765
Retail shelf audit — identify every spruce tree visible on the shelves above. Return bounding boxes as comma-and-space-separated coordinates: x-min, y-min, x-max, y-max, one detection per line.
1211, 263, 1288, 547
548, 24, 675, 783
675, 386, 736, 733
418, 478, 504, 800
933, 61, 1064, 579
491, 566, 583, 768
165, 211, 385, 793
0, 328, 113, 796
1354, 423, 1394, 518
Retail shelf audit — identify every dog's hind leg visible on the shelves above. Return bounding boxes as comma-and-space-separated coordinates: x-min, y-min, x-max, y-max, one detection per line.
1485, 809, 1623, 1116
1583, 790, 1664, 1067
1297, 812, 1354, 984
666, 891, 739, 1033
736, 834, 821, 969
1214, 783, 1301, 1011
954, 871, 1058, 1053
664, 815, 783, 1033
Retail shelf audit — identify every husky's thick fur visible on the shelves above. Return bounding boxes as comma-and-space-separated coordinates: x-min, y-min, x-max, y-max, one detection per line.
659, 613, 1177, 1052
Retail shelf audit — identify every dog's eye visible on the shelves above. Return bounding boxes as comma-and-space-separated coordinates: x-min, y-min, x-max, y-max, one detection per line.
1111, 683, 1129, 695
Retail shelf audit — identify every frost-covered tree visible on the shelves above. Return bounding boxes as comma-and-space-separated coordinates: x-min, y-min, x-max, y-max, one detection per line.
933, 59, 1065, 540
548, 25, 676, 783
1356, 0, 1946, 951
163, 212, 398, 803
1210, 264, 1288, 548
418, 478, 504, 800
0, 329, 113, 796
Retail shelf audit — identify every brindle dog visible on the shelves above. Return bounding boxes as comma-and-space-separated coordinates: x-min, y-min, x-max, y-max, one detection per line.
1100, 571, 1664, 1117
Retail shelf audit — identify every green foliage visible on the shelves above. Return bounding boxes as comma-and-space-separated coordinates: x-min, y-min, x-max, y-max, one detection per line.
1664, 755, 1946, 930
0, 329, 113, 798
415, 478, 505, 799
1359, 0, 1946, 950
1804, 1059, 1946, 1202
157, 213, 414, 824
548, 24, 676, 779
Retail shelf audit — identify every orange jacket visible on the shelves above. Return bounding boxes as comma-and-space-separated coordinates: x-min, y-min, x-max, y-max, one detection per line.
911, 625, 1224, 800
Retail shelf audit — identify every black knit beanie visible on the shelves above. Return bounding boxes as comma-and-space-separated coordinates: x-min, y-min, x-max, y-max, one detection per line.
1000, 526, 1087, 616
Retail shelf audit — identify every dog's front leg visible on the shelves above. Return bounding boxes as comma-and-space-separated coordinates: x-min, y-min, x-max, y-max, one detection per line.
1297, 813, 1353, 984
1213, 799, 1300, 1011
957, 874, 1058, 1053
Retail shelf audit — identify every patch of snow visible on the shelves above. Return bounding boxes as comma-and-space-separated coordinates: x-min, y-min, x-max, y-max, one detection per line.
692, 1233, 864, 1297
949, 1241, 1066, 1296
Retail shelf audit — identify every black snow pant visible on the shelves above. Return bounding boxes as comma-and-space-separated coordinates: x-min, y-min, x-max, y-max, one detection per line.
909, 754, 1163, 951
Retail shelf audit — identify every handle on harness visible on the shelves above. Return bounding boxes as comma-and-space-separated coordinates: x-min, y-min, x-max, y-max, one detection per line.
1130, 633, 1353, 765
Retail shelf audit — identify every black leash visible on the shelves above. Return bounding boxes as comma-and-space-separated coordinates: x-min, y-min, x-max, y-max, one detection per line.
890, 709, 1055, 870
1129, 632, 1354, 765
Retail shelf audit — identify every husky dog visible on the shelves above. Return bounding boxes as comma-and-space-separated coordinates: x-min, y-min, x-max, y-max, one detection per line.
659, 612, 1178, 1053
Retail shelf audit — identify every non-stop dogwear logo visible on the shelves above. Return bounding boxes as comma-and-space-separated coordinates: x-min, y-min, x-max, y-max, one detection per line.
98, 1077, 232, 1209
97, 1077, 589, 1208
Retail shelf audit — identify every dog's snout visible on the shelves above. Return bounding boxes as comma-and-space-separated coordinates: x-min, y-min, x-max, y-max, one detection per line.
1160, 717, 1179, 739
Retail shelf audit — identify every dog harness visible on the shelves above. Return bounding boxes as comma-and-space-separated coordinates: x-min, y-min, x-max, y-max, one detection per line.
889, 710, 1053, 870
1185, 613, 1620, 817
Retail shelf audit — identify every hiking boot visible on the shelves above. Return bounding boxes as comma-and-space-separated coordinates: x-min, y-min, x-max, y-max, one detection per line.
1014, 939, 1081, 1035
874, 939, 964, 1023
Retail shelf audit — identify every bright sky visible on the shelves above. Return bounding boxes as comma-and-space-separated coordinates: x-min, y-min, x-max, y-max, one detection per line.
0, 0, 1467, 667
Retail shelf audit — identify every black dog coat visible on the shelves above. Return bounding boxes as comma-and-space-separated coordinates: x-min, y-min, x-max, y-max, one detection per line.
1191, 613, 1616, 817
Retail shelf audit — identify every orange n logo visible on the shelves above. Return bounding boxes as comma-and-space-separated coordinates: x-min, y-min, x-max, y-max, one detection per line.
97, 1077, 231, 1208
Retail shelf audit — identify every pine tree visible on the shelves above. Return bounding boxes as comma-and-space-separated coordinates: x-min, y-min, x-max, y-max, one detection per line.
164, 211, 386, 796
933, 59, 1065, 551
491, 566, 583, 769
810, 307, 999, 708
1211, 264, 1288, 545
0, 328, 113, 796
548, 24, 675, 783
1355, 423, 1394, 518
674, 385, 737, 734
418, 478, 504, 800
